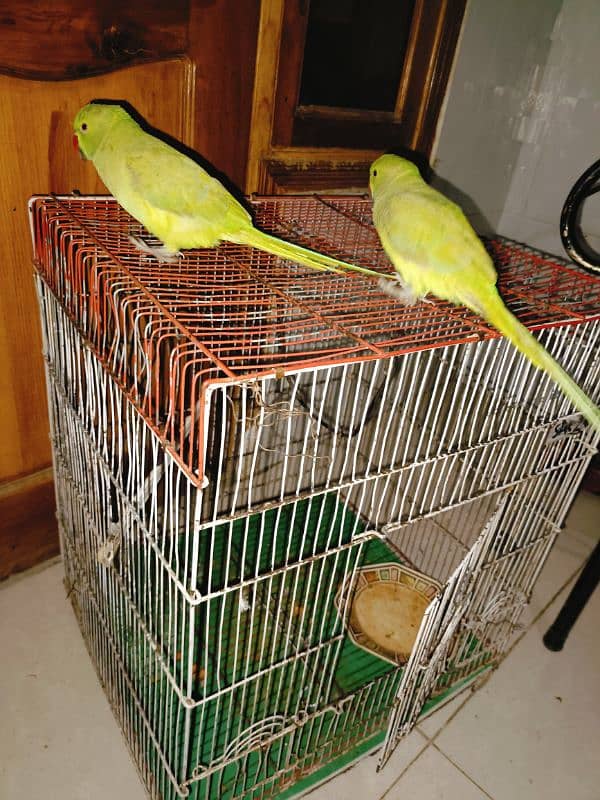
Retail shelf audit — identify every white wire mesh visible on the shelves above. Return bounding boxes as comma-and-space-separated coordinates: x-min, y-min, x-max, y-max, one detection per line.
32, 194, 600, 800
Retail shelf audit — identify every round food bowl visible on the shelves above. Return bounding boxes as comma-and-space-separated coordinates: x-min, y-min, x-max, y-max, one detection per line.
336, 562, 441, 666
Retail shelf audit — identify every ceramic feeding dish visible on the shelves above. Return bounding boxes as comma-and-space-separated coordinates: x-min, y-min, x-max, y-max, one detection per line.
336, 563, 441, 666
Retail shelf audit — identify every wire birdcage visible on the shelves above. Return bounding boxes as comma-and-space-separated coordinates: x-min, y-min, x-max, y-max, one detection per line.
31, 194, 599, 799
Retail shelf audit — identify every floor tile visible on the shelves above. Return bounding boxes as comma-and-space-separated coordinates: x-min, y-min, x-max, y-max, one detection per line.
520, 491, 599, 629
418, 687, 475, 739
562, 488, 600, 538
304, 729, 428, 799
0, 563, 147, 800
435, 581, 600, 800
382, 743, 491, 800
520, 532, 589, 629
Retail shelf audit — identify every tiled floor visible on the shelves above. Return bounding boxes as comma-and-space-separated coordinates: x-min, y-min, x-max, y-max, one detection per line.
1, 490, 598, 800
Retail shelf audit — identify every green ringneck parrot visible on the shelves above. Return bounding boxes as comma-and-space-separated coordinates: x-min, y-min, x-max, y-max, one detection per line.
72, 102, 384, 280
369, 154, 600, 432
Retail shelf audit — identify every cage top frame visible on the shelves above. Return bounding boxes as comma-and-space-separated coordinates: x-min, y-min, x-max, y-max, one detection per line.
30, 194, 600, 486
30, 194, 600, 383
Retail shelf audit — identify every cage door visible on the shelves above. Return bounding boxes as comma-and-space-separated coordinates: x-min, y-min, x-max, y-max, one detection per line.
377, 497, 508, 769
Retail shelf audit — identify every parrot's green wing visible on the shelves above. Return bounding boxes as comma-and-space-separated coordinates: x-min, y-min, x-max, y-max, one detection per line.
374, 186, 497, 302
121, 134, 251, 248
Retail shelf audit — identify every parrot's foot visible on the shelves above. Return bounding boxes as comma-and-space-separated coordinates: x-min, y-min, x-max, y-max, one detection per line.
377, 276, 420, 306
129, 235, 182, 263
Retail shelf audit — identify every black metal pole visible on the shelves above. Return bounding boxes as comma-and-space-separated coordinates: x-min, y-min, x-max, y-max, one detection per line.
543, 539, 600, 651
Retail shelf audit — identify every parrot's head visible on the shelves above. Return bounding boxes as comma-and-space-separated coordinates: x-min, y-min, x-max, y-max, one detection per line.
73, 102, 132, 160
369, 155, 421, 196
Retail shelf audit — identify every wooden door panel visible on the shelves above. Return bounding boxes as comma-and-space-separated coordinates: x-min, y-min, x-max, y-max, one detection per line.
0, 57, 195, 483
246, 0, 466, 194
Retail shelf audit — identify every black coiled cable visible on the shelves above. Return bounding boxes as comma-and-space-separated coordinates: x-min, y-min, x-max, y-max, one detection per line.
560, 158, 600, 273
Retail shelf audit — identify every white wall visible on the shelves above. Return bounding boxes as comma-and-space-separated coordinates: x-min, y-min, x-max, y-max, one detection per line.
432, 0, 600, 257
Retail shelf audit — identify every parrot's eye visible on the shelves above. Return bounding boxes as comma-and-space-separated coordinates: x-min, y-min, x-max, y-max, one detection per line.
81, 123, 88, 131
372, 169, 378, 177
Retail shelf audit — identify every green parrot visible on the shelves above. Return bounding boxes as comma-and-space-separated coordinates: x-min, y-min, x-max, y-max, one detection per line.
72, 102, 385, 280
369, 154, 600, 431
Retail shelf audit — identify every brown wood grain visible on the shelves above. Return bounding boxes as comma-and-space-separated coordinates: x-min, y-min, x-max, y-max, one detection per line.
0, 470, 58, 580
0, 0, 189, 80
245, 0, 286, 194
187, 0, 260, 187
247, 0, 467, 194
406, 0, 467, 155
261, 146, 382, 194
0, 5, 262, 579
0, 58, 195, 485
271, 0, 308, 147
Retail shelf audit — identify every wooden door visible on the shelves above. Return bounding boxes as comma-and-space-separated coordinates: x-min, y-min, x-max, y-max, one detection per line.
246, 0, 467, 194
0, 58, 195, 577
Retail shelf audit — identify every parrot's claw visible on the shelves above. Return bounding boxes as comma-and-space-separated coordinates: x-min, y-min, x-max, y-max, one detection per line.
377, 276, 420, 306
128, 235, 182, 263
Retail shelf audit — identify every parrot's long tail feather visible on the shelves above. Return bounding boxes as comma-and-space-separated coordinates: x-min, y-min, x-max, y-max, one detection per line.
471, 290, 600, 432
232, 228, 389, 281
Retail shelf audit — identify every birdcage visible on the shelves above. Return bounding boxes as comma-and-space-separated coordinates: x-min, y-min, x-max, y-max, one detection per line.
30, 194, 599, 800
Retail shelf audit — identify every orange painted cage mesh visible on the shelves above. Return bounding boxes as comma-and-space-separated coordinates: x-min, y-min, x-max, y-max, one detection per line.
29, 194, 600, 484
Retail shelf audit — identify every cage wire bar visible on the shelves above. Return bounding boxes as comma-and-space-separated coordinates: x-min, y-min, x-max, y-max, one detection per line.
31, 195, 599, 799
